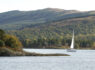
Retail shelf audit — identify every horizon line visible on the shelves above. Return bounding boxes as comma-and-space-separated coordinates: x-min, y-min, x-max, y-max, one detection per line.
0, 7, 95, 13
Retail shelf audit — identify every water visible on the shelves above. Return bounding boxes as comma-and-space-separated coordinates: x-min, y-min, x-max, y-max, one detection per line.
0, 49, 95, 70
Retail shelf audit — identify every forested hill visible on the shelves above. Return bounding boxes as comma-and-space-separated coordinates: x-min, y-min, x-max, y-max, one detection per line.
0, 8, 95, 30
0, 8, 95, 48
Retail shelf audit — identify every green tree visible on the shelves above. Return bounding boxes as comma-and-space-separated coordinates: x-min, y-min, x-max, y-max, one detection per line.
5, 35, 22, 51
0, 29, 5, 40
0, 40, 5, 47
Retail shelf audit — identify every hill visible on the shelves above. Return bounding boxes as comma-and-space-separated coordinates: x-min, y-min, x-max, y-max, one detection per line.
0, 8, 80, 30
0, 8, 95, 48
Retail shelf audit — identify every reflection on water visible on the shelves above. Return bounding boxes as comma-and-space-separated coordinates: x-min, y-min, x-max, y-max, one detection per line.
0, 49, 95, 70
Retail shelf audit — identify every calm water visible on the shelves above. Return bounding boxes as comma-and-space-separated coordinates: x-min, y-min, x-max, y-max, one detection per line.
0, 49, 95, 70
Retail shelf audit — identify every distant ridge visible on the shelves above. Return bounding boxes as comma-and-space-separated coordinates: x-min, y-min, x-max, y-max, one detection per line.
0, 8, 94, 26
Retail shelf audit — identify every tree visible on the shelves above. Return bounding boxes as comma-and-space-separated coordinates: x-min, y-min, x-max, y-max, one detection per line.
5, 35, 22, 51
0, 29, 5, 40
0, 40, 5, 47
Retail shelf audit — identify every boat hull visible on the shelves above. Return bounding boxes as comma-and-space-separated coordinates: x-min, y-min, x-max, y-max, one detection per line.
67, 49, 76, 52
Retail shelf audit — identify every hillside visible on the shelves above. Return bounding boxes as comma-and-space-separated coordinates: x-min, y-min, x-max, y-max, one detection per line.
0, 8, 95, 48
0, 8, 80, 30
0, 8, 95, 30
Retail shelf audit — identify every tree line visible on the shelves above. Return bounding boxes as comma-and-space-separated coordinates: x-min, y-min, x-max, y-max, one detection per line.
21, 37, 95, 49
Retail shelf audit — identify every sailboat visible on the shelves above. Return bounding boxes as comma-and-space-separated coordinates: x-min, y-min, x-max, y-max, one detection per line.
67, 30, 76, 52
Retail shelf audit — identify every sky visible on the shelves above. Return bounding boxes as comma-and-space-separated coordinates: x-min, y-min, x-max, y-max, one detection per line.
0, 0, 95, 13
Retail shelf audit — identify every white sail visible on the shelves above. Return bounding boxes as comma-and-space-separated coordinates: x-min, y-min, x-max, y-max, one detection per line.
70, 30, 74, 49
67, 30, 76, 52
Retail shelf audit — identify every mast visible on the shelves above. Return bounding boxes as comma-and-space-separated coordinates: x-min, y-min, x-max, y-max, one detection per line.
70, 30, 74, 49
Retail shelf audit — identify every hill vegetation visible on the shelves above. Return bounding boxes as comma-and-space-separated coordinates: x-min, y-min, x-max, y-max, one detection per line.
0, 8, 95, 49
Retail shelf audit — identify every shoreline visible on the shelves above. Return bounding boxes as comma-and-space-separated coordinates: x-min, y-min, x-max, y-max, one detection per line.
23, 48, 95, 50
0, 47, 69, 56
24, 52, 70, 56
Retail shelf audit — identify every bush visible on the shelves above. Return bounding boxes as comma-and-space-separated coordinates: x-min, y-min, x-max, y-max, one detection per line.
4, 35, 22, 51
5, 38, 16, 48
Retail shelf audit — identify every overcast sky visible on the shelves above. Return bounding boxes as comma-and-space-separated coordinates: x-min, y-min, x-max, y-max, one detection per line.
0, 0, 95, 13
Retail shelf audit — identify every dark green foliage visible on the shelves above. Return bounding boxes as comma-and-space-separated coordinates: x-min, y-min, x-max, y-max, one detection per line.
20, 36, 94, 49
0, 40, 5, 47
0, 29, 5, 35
5, 38, 16, 48
0, 29, 5, 40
